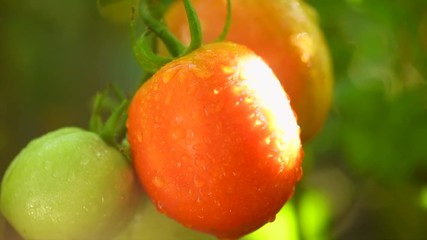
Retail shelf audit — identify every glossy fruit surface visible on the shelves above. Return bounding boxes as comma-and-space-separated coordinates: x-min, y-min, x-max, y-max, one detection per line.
0, 127, 138, 240
164, 0, 333, 142
127, 42, 303, 239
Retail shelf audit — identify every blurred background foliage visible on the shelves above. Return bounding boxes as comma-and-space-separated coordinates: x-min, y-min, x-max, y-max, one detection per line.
1, 0, 427, 239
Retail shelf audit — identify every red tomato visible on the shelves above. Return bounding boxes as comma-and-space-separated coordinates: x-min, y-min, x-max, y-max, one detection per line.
127, 42, 303, 239
164, 0, 334, 142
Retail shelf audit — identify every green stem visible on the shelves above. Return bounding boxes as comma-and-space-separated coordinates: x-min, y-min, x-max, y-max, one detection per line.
100, 98, 129, 147
89, 92, 104, 134
140, 0, 185, 57
134, 31, 173, 73
181, 0, 203, 55
89, 86, 129, 150
216, 0, 232, 42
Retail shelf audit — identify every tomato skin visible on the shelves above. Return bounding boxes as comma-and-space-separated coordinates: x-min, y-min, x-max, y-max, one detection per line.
164, 0, 333, 142
127, 42, 302, 238
0, 127, 138, 240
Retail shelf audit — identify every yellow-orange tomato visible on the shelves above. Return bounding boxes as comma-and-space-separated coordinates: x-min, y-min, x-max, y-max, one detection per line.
127, 42, 303, 239
164, 0, 333, 142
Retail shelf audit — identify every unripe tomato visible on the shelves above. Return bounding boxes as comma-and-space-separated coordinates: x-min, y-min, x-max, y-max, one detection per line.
164, 0, 334, 142
1, 127, 138, 240
127, 42, 303, 239
114, 196, 216, 240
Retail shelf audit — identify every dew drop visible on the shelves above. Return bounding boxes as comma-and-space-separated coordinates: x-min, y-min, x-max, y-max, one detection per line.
52, 170, 61, 179
82, 205, 89, 212
171, 126, 186, 140
183, 222, 193, 228
216, 122, 223, 131
214, 199, 221, 207
202, 137, 212, 145
153, 176, 164, 188
136, 133, 143, 143
81, 157, 89, 166
181, 154, 190, 164
267, 215, 276, 223
221, 65, 234, 74
156, 203, 165, 213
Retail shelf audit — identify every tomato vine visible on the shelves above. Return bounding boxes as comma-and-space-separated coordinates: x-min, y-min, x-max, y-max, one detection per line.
90, 0, 232, 155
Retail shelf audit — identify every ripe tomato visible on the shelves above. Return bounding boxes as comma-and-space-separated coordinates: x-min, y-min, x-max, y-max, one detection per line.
127, 42, 303, 239
0, 127, 138, 240
164, 0, 334, 142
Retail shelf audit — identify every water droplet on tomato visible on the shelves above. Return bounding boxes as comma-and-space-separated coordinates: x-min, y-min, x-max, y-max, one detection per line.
171, 126, 186, 140
267, 215, 276, 223
216, 122, 223, 131
181, 154, 190, 164
202, 137, 212, 145
81, 157, 90, 165
82, 205, 89, 212
156, 203, 165, 213
52, 170, 61, 178
153, 176, 164, 188
136, 133, 143, 143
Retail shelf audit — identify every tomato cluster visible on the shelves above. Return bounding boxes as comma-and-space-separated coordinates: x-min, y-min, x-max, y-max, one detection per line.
1, 0, 331, 239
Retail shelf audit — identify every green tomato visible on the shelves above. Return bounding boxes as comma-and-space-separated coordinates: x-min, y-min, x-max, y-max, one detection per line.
114, 196, 216, 240
1, 127, 138, 240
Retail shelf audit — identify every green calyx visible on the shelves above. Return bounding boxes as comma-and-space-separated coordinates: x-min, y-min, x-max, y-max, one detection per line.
133, 0, 232, 77
89, 85, 130, 159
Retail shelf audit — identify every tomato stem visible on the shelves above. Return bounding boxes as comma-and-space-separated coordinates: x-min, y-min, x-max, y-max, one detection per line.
100, 98, 128, 146
132, 0, 231, 82
181, 0, 203, 55
140, 0, 185, 57
89, 85, 129, 152
134, 31, 173, 73
215, 0, 232, 42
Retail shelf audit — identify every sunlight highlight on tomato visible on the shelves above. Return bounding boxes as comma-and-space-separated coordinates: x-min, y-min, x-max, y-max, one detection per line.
236, 56, 301, 172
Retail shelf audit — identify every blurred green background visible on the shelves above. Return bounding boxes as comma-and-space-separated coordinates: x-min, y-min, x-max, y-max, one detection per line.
1, 0, 427, 239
